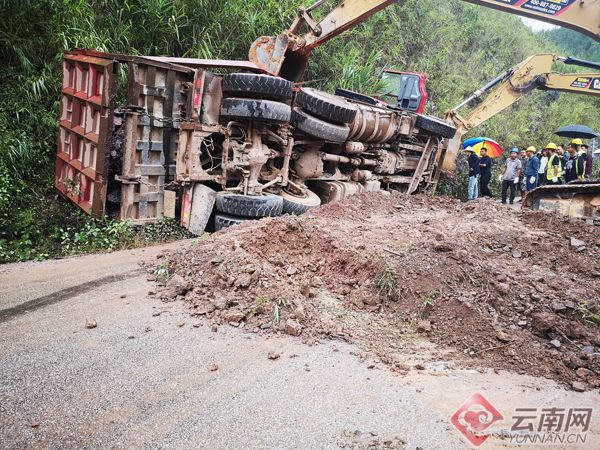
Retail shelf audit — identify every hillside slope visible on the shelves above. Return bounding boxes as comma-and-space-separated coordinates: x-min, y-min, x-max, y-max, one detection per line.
1, 0, 599, 261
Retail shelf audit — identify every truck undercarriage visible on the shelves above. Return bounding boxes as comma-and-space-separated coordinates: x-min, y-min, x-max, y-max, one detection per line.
55, 50, 455, 232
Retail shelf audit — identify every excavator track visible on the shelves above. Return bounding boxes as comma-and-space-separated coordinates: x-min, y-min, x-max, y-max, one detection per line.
523, 179, 600, 224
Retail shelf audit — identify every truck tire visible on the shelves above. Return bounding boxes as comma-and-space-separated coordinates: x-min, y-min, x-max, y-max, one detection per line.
281, 189, 321, 215
415, 114, 456, 139
295, 87, 357, 124
290, 107, 350, 143
222, 73, 293, 101
214, 213, 250, 231
215, 192, 283, 218
221, 98, 291, 123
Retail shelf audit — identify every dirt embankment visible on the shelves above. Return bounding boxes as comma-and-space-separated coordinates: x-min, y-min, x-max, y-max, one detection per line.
147, 192, 600, 391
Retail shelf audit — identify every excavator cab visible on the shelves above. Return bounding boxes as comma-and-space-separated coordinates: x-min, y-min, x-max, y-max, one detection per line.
376, 70, 427, 114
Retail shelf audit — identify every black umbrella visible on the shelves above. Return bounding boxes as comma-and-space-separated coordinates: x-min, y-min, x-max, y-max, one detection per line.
554, 125, 599, 139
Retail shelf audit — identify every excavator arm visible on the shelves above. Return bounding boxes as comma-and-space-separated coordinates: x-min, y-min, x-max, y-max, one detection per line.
441, 53, 600, 174
465, 0, 600, 44
250, 0, 600, 82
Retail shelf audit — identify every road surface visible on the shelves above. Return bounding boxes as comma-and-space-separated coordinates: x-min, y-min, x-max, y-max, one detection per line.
0, 243, 598, 449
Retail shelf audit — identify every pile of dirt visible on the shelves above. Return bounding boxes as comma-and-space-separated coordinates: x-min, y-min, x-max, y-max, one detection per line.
147, 192, 600, 391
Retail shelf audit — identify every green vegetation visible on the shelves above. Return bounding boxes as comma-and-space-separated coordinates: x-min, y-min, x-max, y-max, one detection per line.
544, 27, 600, 62
372, 256, 402, 304
154, 255, 172, 285
2, 0, 599, 261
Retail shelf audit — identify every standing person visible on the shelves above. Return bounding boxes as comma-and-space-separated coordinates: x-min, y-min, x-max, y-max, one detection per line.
517, 148, 529, 202
557, 145, 567, 166
577, 142, 588, 176
499, 148, 522, 204
557, 144, 568, 182
538, 148, 548, 187
581, 144, 594, 178
525, 146, 539, 193
544, 143, 562, 186
463, 146, 480, 201
564, 143, 585, 183
479, 147, 492, 197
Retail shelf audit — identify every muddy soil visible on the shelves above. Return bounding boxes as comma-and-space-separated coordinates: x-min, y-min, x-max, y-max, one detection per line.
150, 192, 600, 392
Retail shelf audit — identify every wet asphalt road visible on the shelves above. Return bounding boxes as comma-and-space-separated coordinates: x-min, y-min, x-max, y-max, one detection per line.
0, 244, 598, 449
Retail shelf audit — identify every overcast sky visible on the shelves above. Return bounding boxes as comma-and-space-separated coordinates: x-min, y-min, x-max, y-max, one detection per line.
521, 17, 557, 31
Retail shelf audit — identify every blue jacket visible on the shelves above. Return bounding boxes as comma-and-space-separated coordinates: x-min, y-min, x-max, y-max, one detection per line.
479, 155, 491, 174
525, 155, 539, 177
468, 153, 480, 177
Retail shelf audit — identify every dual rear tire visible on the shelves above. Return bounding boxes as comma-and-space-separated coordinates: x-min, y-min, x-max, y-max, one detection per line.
213, 190, 320, 230
290, 88, 357, 143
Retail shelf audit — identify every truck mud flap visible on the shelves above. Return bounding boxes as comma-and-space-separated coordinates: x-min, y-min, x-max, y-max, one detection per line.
181, 184, 218, 235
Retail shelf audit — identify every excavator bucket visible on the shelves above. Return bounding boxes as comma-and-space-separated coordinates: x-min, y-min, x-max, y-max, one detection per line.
249, 34, 310, 83
440, 134, 459, 180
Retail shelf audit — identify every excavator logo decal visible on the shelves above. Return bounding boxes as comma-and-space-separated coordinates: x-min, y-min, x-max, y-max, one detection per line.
590, 78, 600, 91
491, 0, 576, 16
570, 77, 592, 89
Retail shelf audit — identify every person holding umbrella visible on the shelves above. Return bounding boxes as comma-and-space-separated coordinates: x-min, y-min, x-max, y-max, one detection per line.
524, 146, 539, 193
573, 139, 586, 174
544, 143, 562, 186
499, 148, 521, 204
463, 146, 480, 201
462, 137, 503, 199
478, 147, 492, 197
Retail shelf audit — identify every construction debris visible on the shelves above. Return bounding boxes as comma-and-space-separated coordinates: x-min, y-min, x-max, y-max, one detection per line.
149, 192, 600, 391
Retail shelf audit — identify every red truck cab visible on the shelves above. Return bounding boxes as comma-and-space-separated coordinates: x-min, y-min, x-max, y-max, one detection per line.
335, 70, 427, 114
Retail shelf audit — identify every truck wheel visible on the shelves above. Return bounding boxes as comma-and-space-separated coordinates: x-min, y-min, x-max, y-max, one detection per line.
214, 213, 250, 231
222, 73, 293, 101
295, 87, 357, 124
415, 114, 456, 139
290, 107, 350, 143
221, 98, 291, 123
281, 189, 321, 215
215, 192, 283, 218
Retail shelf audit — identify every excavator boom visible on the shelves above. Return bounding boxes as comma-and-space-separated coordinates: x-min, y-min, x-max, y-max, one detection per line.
442, 53, 600, 174
466, 0, 600, 43
250, 0, 600, 82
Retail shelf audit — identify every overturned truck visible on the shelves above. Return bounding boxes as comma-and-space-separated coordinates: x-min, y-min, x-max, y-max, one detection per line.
55, 50, 455, 232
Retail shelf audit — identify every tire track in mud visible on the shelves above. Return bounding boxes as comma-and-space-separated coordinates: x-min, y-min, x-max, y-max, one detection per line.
0, 269, 144, 323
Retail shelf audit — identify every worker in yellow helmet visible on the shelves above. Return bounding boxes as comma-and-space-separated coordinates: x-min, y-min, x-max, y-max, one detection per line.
545, 143, 562, 185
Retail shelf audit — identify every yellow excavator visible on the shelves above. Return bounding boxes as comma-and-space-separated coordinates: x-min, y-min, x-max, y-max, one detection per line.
249, 0, 600, 222
444, 53, 600, 223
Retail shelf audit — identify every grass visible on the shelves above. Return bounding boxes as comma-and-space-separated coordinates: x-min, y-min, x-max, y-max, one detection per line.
372, 256, 402, 304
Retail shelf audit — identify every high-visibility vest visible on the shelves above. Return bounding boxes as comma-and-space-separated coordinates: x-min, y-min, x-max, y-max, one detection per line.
546, 155, 562, 180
